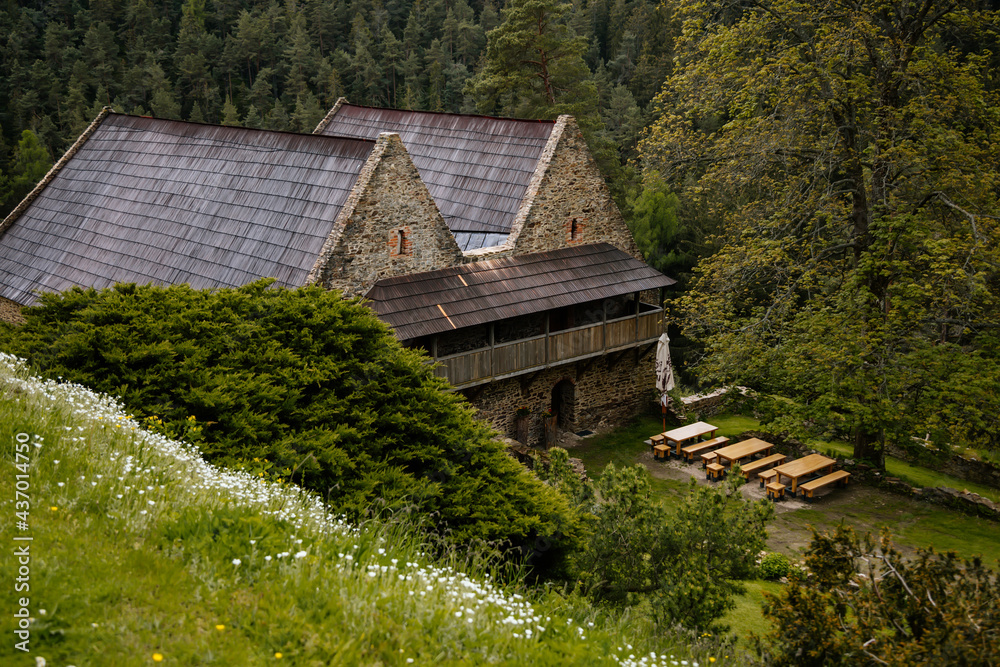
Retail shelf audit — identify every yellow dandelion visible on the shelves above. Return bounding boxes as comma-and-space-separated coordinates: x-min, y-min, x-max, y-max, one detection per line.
50, 507, 57, 511
275, 652, 283, 659
215, 624, 225, 631
152, 653, 163, 662
710, 659, 716, 664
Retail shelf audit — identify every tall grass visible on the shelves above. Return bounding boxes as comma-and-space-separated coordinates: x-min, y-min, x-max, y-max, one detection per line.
0, 353, 737, 666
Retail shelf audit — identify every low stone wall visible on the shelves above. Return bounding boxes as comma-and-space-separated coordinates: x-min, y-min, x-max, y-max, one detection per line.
885, 441, 1000, 489
680, 388, 730, 418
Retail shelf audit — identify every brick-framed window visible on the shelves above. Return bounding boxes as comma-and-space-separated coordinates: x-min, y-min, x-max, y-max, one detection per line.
389, 226, 412, 256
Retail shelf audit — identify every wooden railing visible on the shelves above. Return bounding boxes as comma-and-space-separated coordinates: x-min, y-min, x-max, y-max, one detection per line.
432, 309, 663, 388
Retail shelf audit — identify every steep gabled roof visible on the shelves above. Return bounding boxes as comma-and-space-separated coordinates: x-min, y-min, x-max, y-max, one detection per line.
0, 113, 375, 305
315, 101, 556, 251
365, 243, 676, 340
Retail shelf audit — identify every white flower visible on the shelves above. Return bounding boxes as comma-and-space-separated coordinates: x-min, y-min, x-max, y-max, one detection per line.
232, 558, 242, 566
294, 550, 307, 559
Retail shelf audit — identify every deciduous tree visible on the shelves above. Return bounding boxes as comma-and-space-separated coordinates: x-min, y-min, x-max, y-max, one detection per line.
642, 0, 1000, 463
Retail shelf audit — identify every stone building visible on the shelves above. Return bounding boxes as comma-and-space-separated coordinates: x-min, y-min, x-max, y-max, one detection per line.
315, 101, 674, 442
0, 104, 675, 444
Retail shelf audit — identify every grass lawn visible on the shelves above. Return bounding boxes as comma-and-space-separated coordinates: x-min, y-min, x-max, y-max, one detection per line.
719, 580, 784, 645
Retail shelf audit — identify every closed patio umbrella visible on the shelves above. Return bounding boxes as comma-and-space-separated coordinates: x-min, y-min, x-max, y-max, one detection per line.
655, 333, 675, 432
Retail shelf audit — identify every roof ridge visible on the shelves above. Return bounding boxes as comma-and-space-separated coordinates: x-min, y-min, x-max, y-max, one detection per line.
108, 113, 378, 147
335, 100, 558, 125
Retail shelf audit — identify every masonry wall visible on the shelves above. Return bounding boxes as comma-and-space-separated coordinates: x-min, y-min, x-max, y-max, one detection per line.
0, 296, 24, 324
493, 117, 642, 261
308, 134, 464, 296
467, 351, 656, 446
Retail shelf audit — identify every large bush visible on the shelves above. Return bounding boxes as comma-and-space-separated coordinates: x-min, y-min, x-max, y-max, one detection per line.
0, 281, 579, 562
539, 458, 774, 631
757, 525, 1000, 665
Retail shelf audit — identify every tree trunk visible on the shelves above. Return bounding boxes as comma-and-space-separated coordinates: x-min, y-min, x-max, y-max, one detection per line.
852, 426, 884, 469
543, 414, 558, 449
516, 415, 530, 445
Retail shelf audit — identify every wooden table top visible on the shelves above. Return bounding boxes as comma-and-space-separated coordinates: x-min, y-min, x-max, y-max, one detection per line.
714, 438, 773, 463
663, 421, 717, 442
773, 453, 836, 480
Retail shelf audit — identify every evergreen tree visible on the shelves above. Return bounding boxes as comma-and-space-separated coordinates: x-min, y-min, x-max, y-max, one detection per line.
465, 0, 597, 120
0, 130, 52, 217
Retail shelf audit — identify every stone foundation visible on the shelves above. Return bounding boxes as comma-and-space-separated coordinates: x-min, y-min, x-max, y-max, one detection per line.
466, 350, 656, 446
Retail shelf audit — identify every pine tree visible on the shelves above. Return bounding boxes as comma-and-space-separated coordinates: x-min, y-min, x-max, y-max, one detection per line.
465, 0, 597, 120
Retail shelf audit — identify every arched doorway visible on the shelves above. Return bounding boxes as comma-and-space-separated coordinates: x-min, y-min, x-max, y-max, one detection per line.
550, 379, 577, 432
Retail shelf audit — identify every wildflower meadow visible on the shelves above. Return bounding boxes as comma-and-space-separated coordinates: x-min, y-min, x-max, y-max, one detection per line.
0, 353, 735, 665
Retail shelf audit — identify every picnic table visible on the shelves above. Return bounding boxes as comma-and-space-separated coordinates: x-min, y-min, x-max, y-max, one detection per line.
662, 421, 718, 456
713, 438, 774, 468
772, 453, 836, 495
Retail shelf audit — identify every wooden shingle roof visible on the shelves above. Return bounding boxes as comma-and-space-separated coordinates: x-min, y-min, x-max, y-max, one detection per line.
365, 243, 676, 340
0, 114, 375, 305
315, 103, 555, 251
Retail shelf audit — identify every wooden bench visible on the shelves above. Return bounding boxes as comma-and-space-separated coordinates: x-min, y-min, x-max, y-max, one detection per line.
653, 444, 671, 460
739, 453, 787, 480
649, 433, 667, 453
681, 436, 730, 462
758, 469, 779, 488
766, 481, 786, 500
706, 462, 725, 481
799, 470, 851, 499
700, 451, 719, 468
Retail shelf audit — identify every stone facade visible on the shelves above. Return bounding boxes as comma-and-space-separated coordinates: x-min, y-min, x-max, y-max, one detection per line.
306, 133, 463, 296
467, 116, 642, 263
0, 296, 25, 324
466, 350, 657, 445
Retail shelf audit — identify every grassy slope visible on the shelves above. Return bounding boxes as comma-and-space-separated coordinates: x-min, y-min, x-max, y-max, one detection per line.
1, 355, 738, 667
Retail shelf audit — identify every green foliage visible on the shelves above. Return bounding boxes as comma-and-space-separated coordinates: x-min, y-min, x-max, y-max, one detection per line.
568, 463, 774, 631
757, 525, 1000, 666
0, 281, 580, 566
466, 0, 595, 120
644, 0, 1000, 463
0, 129, 51, 215
756, 553, 790, 581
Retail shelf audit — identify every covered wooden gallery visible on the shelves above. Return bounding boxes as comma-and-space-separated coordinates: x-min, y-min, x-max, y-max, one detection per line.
366, 243, 676, 443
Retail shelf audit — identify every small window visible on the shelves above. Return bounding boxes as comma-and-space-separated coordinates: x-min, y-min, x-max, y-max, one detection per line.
570, 218, 579, 241
397, 228, 407, 254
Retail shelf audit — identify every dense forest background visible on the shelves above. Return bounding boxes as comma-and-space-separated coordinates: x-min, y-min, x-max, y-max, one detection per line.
0, 0, 690, 274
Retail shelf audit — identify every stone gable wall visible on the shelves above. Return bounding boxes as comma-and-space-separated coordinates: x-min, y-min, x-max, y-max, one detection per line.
0, 296, 25, 324
307, 133, 463, 297
470, 116, 641, 262
467, 352, 656, 446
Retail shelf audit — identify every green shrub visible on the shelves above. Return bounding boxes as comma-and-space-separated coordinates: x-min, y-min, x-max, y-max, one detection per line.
570, 463, 775, 631
757, 525, 1000, 665
757, 552, 791, 581
0, 281, 580, 568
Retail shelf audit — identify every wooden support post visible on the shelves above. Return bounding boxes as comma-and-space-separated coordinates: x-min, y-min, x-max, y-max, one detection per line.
634, 291, 640, 342
489, 323, 495, 376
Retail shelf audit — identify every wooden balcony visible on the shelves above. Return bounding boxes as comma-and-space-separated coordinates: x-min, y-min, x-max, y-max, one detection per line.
432, 309, 663, 389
